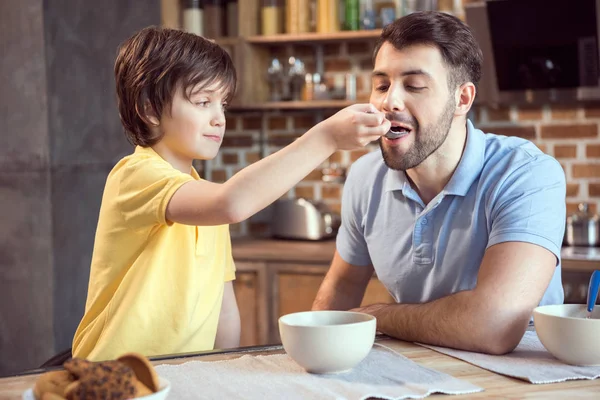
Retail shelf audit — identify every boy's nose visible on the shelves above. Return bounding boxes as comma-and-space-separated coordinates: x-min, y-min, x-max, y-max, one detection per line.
211, 112, 226, 127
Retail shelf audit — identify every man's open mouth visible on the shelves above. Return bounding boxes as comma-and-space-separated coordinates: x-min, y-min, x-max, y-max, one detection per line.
384, 124, 412, 139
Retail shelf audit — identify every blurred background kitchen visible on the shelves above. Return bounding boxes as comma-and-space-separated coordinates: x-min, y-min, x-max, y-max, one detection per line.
1, 0, 599, 377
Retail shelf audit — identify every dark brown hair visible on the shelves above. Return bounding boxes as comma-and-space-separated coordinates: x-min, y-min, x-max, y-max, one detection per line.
373, 11, 482, 89
114, 26, 237, 147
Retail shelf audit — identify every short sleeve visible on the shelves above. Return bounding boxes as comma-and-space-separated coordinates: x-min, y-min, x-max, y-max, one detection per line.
117, 156, 194, 229
336, 164, 372, 267
487, 155, 566, 263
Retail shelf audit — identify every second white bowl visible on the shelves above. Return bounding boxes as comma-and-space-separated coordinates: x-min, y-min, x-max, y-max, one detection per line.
534, 304, 600, 366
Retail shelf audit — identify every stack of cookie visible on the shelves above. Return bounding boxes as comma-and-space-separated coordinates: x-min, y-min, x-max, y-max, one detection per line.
33, 352, 161, 400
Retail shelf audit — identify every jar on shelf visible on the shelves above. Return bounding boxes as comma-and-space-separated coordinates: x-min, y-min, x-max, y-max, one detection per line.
204, 0, 225, 39
344, 0, 360, 31
317, 0, 340, 33
437, 0, 454, 13
286, 0, 311, 33
359, 0, 376, 30
262, 0, 283, 35
183, 0, 203, 36
226, 0, 238, 37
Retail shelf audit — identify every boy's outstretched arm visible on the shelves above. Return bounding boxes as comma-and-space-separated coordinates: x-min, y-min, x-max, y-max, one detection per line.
166, 104, 389, 226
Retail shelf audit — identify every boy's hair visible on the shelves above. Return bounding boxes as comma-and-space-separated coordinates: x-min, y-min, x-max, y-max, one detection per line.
115, 26, 237, 147
373, 11, 482, 90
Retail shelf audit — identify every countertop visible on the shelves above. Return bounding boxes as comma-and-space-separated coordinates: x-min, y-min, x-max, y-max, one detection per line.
232, 237, 600, 264
3, 336, 599, 399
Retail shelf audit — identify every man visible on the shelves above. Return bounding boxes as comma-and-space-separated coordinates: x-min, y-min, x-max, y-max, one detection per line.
312, 11, 566, 355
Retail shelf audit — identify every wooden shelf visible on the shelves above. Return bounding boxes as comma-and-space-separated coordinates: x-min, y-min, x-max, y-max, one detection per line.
229, 100, 355, 111
214, 37, 241, 46
246, 30, 382, 44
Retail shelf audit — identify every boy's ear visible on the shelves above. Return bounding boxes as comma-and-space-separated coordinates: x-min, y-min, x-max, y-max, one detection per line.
143, 100, 160, 126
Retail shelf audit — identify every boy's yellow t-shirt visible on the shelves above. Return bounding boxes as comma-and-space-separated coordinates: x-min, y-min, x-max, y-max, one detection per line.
72, 146, 235, 361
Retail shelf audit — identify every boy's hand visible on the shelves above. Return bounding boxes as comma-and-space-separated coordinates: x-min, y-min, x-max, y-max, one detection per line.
316, 104, 391, 151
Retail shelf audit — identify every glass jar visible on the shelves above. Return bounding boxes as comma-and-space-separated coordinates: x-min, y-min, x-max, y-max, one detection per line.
262, 0, 283, 35
183, 0, 203, 36
204, 0, 225, 38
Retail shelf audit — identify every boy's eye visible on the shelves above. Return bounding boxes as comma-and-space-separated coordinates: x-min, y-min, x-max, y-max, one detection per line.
194, 100, 210, 107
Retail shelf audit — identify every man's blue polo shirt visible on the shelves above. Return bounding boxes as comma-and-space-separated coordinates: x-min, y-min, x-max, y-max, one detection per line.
337, 120, 566, 306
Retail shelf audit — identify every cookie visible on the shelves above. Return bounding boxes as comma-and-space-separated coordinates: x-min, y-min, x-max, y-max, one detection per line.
33, 370, 75, 400
64, 360, 136, 400
62, 358, 94, 378
133, 378, 153, 397
117, 352, 160, 392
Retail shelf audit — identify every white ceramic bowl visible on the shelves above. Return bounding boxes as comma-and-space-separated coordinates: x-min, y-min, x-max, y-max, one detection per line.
278, 310, 376, 374
533, 304, 600, 366
22, 376, 171, 400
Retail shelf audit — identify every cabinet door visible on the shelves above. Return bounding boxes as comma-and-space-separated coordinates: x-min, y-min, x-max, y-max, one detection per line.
232, 261, 269, 347
277, 272, 323, 317
233, 271, 259, 346
277, 272, 395, 317
362, 278, 395, 306
274, 267, 395, 342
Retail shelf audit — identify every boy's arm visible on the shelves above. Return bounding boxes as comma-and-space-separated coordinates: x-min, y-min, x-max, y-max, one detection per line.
214, 281, 240, 349
166, 104, 389, 226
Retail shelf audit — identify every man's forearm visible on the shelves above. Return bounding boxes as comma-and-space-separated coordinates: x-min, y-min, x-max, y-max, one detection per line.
363, 290, 530, 354
312, 272, 368, 311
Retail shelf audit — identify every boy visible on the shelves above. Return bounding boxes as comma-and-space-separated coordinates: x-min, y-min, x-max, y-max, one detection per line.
72, 26, 390, 361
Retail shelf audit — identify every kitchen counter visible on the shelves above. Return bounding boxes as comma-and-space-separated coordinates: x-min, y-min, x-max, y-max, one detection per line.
561, 246, 600, 262
232, 238, 336, 264
232, 238, 599, 268
3, 336, 599, 399
231, 238, 598, 310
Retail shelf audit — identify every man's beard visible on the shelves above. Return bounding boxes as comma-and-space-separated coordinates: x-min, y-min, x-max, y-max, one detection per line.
380, 97, 456, 171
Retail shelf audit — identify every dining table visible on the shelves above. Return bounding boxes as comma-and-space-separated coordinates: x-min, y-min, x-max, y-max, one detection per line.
1, 335, 599, 399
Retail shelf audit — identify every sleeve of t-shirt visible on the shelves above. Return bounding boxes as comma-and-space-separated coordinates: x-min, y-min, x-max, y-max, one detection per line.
336, 164, 372, 267
117, 156, 195, 229
487, 155, 566, 263
224, 226, 236, 282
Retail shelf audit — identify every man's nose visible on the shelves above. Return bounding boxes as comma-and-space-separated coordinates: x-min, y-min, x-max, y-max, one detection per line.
382, 87, 406, 113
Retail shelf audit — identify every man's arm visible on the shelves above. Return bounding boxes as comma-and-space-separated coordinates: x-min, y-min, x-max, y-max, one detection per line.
313, 251, 374, 311
214, 281, 240, 349
351, 242, 556, 355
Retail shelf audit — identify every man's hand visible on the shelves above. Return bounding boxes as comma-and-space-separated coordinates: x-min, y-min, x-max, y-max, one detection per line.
351, 303, 388, 315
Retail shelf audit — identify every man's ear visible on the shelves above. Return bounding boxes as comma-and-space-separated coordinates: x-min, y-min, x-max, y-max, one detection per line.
455, 82, 476, 117
143, 99, 160, 126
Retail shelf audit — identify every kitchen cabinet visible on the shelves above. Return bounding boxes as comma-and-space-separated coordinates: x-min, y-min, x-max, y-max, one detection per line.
272, 263, 394, 343
231, 263, 269, 347
230, 240, 395, 346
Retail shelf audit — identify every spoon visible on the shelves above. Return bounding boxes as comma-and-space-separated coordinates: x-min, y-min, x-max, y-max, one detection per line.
586, 269, 600, 318
384, 129, 407, 139
364, 109, 407, 139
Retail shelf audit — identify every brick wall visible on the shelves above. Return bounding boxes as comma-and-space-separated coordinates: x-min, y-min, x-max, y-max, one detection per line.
216, 42, 600, 237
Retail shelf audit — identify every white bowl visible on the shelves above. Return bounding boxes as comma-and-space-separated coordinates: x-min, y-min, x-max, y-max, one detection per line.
278, 310, 376, 374
23, 376, 171, 400
533, 304, 600, 366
